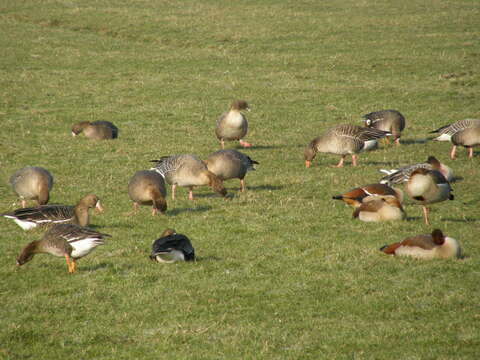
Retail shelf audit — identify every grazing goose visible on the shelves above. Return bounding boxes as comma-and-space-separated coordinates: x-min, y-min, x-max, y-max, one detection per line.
352, 195, 405, 222
128, 170, 167, 215
379, 156, 454, 185
10, 166, 53, 207
16, 224, 109, 273
406, 169, 453, 225
205, 149, 259, 192
150, 228, 195, 263
430, 118, 480, 159
151, 154, 227, 200
304, 124, 391, 167
1, 194, 103, 230
380, 229, 461, 259
333, 183, 403, 207
215, 100, 251, 149
71, 121, 118, 140
362, 109, 405, 145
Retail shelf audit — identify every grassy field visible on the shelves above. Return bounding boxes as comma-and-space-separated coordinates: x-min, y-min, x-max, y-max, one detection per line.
1, 0, 479, 358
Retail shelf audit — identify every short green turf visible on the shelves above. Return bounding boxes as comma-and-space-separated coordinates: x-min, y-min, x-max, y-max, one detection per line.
1, 0, 479, 358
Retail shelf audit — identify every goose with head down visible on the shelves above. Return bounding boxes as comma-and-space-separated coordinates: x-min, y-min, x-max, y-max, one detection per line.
10, 166, 53, 208
128, 170, 167, 215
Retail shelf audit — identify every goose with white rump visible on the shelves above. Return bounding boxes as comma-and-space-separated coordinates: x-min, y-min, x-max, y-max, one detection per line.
215, 100, 252, 149
128, 170, 167, 215
362, 109, 405, 145
10, 166, 53, 207
150, 229, 195, 263
430, 118, 480, 159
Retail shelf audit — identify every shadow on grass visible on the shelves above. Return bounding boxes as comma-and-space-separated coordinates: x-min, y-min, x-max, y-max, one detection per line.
442, 217, 479, 223
81, 262, 109, 271
246, 184, 284, 191
195, 256, 222, 262
400, 138, 430, 145
234, 144, 291, 150
167, 206, 212, 216
406, 216, 422, 221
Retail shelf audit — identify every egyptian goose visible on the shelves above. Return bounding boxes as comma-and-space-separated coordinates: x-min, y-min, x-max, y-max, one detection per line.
304, 124, 391, 167
406, 169, 453, 225
362, 109, 405, 145
10, 166, 53, 207
430, 118, 480, 159
380, 229, 461, 259
333, 183, 403, 207
71, 121, 119, 140
1, 194, 103, 230
150, 228, 195, 263
379, 156, 454, 185
352, 195, 405, 222
215, 100, 251, 149
204, 149, 259, 192
128, 170, 167, 215
16, 224, 109, 273
151, 154, 227, 200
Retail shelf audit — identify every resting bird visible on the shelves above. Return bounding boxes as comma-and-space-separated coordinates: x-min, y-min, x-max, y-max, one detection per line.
16, 224, 109, 273
430, 118, 480, 159
362, 109, 405, 145
10, 166, 53, 207
304, 124, 390, 167
71, 121, 118, 140
128, 170, 167, 215
352, 195, 405, 222
1, 194, 103, 230
150, 229, 195, 263
215, 100, 252, 149
332, 183, 403, 207
380, 229, 461, 259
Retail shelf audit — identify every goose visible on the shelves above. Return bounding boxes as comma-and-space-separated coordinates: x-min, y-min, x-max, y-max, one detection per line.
151, 154, 227, 200
406, 169, 453, 225
362, 109, 405, 145
430, 118, 480, 159
10, 166, 53, 207
204, 149, 259, 192
1, 194, 103, 230
16, 224, 109, 273
380, 229, 461, 259
71, 121, 118, 140
352, 195, 405, 222
379, 156, 454, 185
215, 100, 252, 149
304, 124, 391, 167
128, 170, 167, 215
150, 228, 195, 263
332, 183, 403, 207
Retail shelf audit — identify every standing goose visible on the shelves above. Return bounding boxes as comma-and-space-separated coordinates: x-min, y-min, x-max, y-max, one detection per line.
215, 100, 252, 149
151, 154, 227, 200
128, 170, 167, 215
379, 156, 454, 185
16, 224, 109, 273
380, 229, 461, 259
1, 194, 103, 230
406, 169, 453, 225
362, 109, 405, 145
204, 149, 259, 192
71, 121, 119, 140
304, 124, 391, 167
430, 118, 480, 159
10, 166, 53, 207
352, 195, 406, 222
332, 183, 403, 207
150, 228, 195, 263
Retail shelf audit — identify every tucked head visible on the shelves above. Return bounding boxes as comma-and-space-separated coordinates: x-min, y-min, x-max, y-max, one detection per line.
431, 229, 445, 245
427, 156, 441, 168
231, 100, 250, 111
71, 121, 91, 136
160, 228, 176, 238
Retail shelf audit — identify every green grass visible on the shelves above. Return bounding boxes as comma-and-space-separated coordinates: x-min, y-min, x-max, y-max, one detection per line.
1, 0, 480, 358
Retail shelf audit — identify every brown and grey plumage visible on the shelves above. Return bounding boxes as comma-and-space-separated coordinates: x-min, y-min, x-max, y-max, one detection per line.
71, 121, 119, 140
430, 118, 480, 159
150, 228, 195, 263
352, 195, 405, 222
379, 156, 454, 185
128, 170, 167, 215
304, 124, 391, 167
204, 149, 259, 192
2, 194, 103, 230
333, 183, 403, 207
10, 166, 53, 207
215, 100, 252, 149
362, 109, 405, 145
151, 154, 227, 200
406, 169, 453, 225
16, 224, 110, 273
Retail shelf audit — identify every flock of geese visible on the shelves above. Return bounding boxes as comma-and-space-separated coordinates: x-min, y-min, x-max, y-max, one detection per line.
2, 101, 480, 272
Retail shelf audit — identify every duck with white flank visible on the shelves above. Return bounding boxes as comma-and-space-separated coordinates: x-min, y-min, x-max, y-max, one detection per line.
151, 154, 227, 200
362, 109, 405, 146
380, 229, 461, 259
430, 118, 480, 159
332, 183, 403, 208
304, 124, 391, 168
150, 229, 195, 263
71, 121, 118, 140
16, 224, 109, 273
205, 149, 259, 192
10, 166, 53, 207
352, 195, 405, 222
2, 194, 103, 230
128, 170, 167, 215
215, 100, 252, 149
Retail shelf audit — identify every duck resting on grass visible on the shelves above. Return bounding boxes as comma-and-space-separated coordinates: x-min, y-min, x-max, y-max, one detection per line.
71, 121, 118, 140
332, 183, 403, 208
10, 166, 53, 207
352, 195, 405, 222
150, 229, 195, 263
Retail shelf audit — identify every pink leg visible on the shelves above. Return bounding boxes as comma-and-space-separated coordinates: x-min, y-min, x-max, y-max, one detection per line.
133, 202, 139, 213
21, 199, 27, 208
239, 139, 252, 148
450, 145, 457, 159
395, 138, 401, 146
220, 139, 225, 149
422, 206, 429, 225
171, 184, 176, 200
188, 186, 194, 200
332, 155, 345, 168
468, 147, 473, 158
351, 154, 358, 166
151, 207, 158, 216
240, 179, 246, 192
